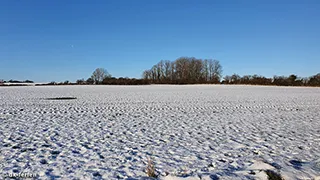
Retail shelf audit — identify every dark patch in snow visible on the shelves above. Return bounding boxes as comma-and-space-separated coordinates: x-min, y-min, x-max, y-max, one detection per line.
40, 159, 48, 164
270, 162, 282, 170
44, 97, 77, 100
289, 160, 304, 170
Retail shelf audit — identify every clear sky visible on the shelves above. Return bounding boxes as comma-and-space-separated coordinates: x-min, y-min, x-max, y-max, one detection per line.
1, 0, 319, 82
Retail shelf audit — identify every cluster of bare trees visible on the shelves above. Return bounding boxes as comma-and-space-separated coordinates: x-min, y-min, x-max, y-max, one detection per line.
222, 73, 320, 86
142, 57, 223, 84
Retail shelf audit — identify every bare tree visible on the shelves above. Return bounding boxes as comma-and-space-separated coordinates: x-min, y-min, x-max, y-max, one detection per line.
288, 74, 297, 86
170, 61, 176, 81
230, 74, 241, 84
223, 75, 231, 84
208, 59, 222, 83
164, 60, 171, 81
188, 57, 203, 83
86, 77, 94, 84
76, 78, 85, 85
175, 57, 190, 82
212, 60, 223, 82
151, 65, 157, 82
91, 68, 111, 84
142, 70, 151, 80
202, 59, 209, 82
240, 75, 252, 84
208, 59, 213, 81
307, 73, 320, 86
156, 61, 164, 81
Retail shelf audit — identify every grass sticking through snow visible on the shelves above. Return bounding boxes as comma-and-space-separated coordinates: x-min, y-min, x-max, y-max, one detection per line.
146, 157, 158, 178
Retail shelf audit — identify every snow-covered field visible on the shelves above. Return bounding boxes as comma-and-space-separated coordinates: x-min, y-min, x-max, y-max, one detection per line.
0, 85, 319, 180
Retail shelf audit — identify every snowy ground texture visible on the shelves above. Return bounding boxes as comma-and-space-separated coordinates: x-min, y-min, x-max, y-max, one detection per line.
0, 85, 319, 180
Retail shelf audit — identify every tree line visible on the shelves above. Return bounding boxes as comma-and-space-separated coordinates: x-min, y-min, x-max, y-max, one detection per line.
222, 73, 320, 86
33, 70, 320, 87
0, 80, 34, 83
1, 56, 319, 86
0, 79, 35, 86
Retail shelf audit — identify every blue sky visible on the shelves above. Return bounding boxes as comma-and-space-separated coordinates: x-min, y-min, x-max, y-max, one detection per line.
1, 0, 319, 82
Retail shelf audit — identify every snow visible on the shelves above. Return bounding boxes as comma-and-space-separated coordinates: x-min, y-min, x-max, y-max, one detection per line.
0, 85, 320, 179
